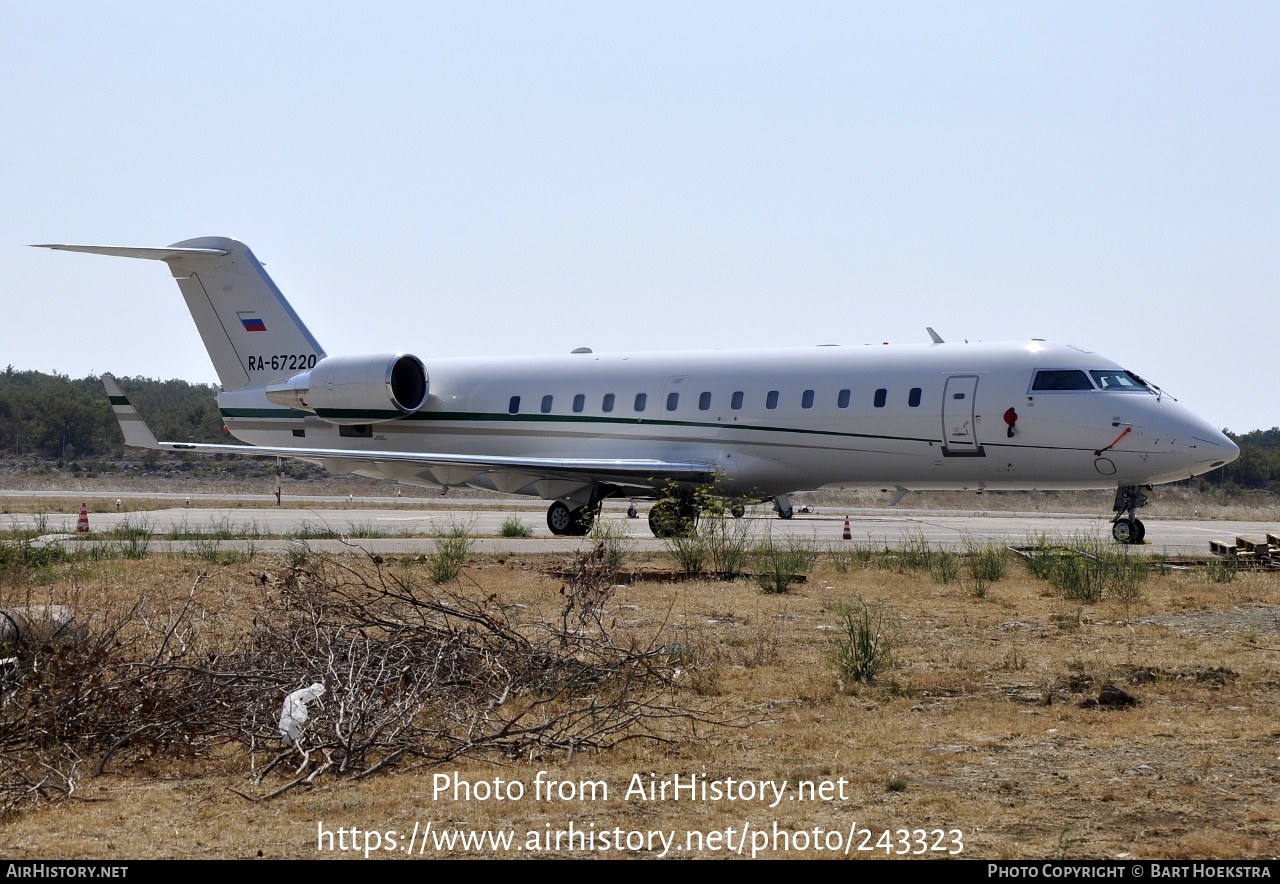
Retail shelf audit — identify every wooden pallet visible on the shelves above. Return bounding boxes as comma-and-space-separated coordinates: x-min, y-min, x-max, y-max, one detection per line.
1208, 532, 1280, 568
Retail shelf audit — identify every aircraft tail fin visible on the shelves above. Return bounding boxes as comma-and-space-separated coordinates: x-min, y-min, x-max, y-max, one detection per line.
102, 375, 161, 450
37, 238, 326, 391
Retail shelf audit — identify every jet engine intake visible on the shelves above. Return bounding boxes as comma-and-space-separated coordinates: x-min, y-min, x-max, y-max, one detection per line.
265, 353, 428, 424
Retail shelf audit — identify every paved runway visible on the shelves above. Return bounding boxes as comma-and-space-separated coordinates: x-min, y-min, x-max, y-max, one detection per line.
11, 501, 1270, 557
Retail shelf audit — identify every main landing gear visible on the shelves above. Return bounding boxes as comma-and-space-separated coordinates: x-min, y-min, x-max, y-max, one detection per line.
546, 499, 599, 536
647, 497, 698, 538
1110, 485, 1149, 545
772, 494, 794, 520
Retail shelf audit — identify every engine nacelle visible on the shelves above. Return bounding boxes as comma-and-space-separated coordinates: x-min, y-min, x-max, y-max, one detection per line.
265, 353, 428, 424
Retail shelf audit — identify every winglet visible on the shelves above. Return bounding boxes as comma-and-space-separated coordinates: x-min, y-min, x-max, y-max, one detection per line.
102, 375, 161, 449
926, 327, 944, 344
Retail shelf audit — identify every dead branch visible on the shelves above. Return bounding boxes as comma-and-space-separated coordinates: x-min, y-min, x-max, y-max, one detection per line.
2, 540, 733, 809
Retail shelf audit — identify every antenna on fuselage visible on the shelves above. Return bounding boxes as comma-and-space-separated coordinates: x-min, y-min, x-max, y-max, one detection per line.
926, 327, 944, 344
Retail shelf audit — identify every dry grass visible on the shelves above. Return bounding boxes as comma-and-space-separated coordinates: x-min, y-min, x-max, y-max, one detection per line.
1, 546, 1278, 860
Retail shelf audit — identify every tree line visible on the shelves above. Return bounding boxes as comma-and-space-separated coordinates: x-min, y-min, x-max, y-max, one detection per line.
1206, 427, 1280, 492
0, 366, 224, 461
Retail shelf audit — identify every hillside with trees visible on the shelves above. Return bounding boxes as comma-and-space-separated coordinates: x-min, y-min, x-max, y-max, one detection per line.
0, 367, 224, 461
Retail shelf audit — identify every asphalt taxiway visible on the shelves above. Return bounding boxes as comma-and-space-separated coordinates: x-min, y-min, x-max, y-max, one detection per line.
10, 501, 1268, 557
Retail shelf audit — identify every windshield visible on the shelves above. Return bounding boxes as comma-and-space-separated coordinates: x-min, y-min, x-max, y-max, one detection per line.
1031, 369, 1093, 391
1089, 370, 1152, 392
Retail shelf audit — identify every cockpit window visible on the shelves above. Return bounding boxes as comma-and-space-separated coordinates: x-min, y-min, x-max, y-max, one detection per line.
1031, 370, 1093, 391
1089, 370, 1151, 392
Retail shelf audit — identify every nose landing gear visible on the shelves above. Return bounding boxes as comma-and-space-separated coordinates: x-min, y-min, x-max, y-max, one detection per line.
1111, 517, 1145, 544
1110, 485, 1149, 545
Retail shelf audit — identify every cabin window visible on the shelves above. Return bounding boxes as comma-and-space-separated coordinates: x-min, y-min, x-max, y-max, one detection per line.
1031, 369, 1093, 392
634, 393, 647, 412
572, 393, 585, 413
699, 391, 711, 411
731, 391, 744, 410
339, 424, 372, 438
1089, 370, 1152, 392
666, 392, 679, 411
602, 393, 615, 413
541, 394, 553, 414
801, 389, 815, 409
766, 391, 779, 409
874, 388, 887, 408
837, 389, 851, 408
908, 387, 922, 407
508, 396, 520, 414
292, 429, 305, 437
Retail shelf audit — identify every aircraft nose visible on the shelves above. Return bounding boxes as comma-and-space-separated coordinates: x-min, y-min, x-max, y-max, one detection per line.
1188, 424, 1239, 469
1217, 431, 1240, 464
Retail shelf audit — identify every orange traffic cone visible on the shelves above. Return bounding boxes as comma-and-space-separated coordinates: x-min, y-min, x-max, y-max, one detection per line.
76, 502, 90, 533
842, 516, 851, 541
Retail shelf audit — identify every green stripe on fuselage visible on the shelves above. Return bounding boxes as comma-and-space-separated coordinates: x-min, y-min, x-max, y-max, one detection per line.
222, 406, 934, 445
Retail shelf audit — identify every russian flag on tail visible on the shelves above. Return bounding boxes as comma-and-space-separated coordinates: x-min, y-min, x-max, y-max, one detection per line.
237, 311, 266, 332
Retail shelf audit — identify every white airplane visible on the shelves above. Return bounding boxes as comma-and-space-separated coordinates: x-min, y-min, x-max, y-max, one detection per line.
38, 236, 1238, 543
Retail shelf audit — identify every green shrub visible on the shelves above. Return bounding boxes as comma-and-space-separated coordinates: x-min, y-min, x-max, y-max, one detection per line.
589, 518, 633, 572
189, 535, 255, 565
499, 517, 533, 538
285, 540, 313, 569
428, 521, 473, 584
899, 530, 934, 571
699, 509, 753, 578
929, 549, 959, 585
665, 524, 707, 575
753, 534, 818, 594
109, 517, 152, 560
1022, 533, 1148, 602
1206, 556, 1237, 584
832, 597, 897, 688
966, 540, 1008, 583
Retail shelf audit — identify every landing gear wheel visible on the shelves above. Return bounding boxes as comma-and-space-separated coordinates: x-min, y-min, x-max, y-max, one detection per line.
1130, 518, 1145, 544
548, 501, 598, 536
1111, 518, 1145, 545
778, 506, 794, 520
547, 501, 574, 536
648, 499, 695, 538
730, 503, 746, 519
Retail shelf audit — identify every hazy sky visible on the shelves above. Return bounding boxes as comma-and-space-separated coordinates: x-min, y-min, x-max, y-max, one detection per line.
2, 2, 1276, 432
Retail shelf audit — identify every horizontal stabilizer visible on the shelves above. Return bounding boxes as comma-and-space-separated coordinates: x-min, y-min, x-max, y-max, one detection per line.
32, 244, 229, 261
102, 376, 161, 450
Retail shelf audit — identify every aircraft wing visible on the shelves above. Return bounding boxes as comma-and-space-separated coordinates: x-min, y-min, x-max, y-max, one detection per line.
103, 376, 716, 492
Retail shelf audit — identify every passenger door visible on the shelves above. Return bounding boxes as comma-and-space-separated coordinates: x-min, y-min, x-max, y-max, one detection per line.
941, 375, 983, 456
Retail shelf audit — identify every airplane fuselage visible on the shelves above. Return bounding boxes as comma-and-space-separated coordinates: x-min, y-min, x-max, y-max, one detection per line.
218, 339, 1235, 500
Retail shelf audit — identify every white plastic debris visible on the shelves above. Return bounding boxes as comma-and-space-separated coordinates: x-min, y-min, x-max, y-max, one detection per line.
279, 682, 325, 746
